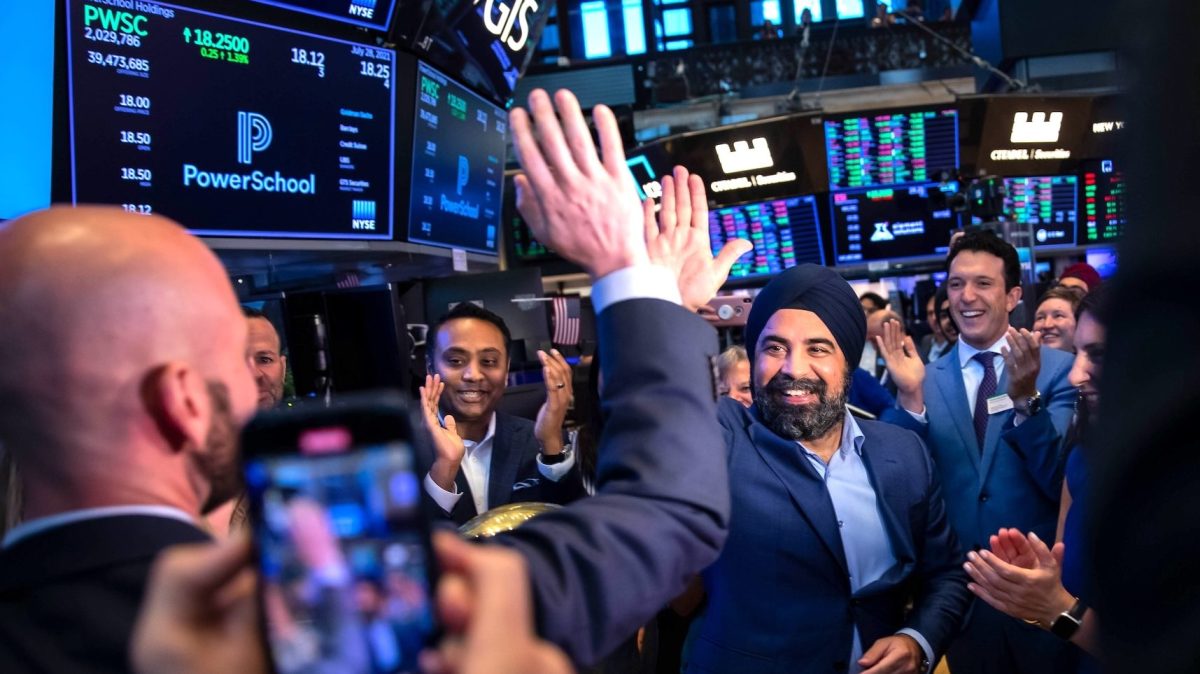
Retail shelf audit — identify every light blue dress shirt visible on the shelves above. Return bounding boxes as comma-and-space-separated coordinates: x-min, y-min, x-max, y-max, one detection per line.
799, 411, 933, 673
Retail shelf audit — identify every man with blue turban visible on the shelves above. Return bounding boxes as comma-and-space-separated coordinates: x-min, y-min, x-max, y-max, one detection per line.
685, 264, 971, 674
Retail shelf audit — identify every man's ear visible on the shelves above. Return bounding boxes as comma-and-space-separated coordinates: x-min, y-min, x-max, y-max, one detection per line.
1006, 284, 1023, 313
142, 362, 210, 454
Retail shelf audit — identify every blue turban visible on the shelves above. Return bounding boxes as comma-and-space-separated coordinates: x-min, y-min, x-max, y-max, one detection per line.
744, 264, 866, 370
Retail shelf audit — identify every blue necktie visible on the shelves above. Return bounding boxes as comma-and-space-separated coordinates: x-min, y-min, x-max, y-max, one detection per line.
973, 352, 998, 451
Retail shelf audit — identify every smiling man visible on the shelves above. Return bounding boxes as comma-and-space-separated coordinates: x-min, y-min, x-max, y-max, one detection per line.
420, 302, 585, 525
883, 231, 1078, 674
688, 264, 969, 674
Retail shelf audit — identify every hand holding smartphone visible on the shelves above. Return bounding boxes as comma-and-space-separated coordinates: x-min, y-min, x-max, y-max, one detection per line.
241, 394, 439, 674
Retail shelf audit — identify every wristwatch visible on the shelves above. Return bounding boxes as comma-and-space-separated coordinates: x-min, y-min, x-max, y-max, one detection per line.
1050, 597, 1087, 640
1015, 390, 1043, 416
540, 445, 571, 465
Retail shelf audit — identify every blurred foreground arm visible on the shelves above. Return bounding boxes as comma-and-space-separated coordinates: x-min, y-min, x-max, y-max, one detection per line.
423, 532, 573, 674
503, 88, 729, 665
131, 535, 267, 674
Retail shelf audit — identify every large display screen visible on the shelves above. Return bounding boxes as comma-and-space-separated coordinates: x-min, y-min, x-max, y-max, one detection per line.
1, 2, 55, 221
829, 182, 960, 265
709, 196, 824, 279
824, 108, 960, 190
1080, 159, 1125, 244
626, 114, 828, 208
250, 0, 398, 31
408, 61, 506, 254
973, 95, 1092, 176
63, 0, 396, 239
1002, 175, 1078, 248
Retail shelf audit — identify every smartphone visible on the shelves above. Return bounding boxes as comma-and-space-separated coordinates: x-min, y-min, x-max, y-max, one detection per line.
242, 393, 439, 674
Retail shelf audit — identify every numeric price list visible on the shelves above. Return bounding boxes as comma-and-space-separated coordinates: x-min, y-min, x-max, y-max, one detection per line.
1082, 163, 1125, 243
825, 109, 960, 190
708, 196, 824, 279
1003, 176, 1078, 247
64, 0, 396, 239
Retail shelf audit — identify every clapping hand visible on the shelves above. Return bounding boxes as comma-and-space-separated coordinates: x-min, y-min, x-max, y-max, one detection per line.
963, 529, 1075, 628
1001, 327, 1042, 402
511, 89, 647, 281
421, 373, 465, 493
534, 349, 573, 456
644, 166, 752, 312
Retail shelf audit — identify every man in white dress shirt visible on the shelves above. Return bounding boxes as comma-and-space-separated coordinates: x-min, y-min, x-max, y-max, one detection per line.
419, 302, 585, 525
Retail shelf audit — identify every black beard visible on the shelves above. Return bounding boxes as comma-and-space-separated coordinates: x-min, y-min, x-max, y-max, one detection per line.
755, 370, 848, 442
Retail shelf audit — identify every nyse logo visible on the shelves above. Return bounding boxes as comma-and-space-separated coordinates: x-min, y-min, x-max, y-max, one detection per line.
349, 0, 376, 18
352, 200, 377, 230
1010, 112, 1063, 144
715, 137, 773, 174
237, 112, 272, 165
474, 0, 540, 52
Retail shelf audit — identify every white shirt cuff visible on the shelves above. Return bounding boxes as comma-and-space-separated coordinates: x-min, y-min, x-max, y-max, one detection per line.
905, 407, 928, 423
536, 442, 577, 481
590, 265, 682, 314
423, 472, 462, 513
896, 628, 935, 673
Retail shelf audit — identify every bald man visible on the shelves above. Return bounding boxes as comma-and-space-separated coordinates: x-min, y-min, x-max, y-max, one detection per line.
0, 207, 257, 673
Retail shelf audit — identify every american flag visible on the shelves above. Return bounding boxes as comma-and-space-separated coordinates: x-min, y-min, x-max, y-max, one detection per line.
551, 295, 581, 346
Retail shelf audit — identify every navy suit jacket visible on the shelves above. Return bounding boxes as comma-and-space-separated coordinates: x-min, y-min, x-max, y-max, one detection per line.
891, 345, 1075, 549
687, 399, 970, 674
444, 412, 587, 525
0, 515, 210, 673
496, 298, 730, 666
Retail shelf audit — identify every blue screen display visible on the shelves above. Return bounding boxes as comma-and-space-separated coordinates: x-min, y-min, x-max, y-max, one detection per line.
62, 0, 396, 239
408, 61, 507, 254
0, 3, 55, 221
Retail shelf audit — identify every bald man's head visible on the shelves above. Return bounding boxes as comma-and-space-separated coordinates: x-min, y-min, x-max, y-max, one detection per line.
0, 207, 257, 517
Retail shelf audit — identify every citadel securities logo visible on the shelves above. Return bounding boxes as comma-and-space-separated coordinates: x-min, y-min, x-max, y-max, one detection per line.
1010, 112, 1063, 144
715, 137, 774, 174
475, 0, 540, 52
237, 111, 273, 164
182, 111, 315, 194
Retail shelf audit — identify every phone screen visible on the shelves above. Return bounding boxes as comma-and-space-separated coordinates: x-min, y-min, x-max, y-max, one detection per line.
246, 437, 436, 674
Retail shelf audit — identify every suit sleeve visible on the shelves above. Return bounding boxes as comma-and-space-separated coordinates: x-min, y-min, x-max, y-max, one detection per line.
999, 354, 1074, 501
904, 435, 973, 657
494, 298, 729, 666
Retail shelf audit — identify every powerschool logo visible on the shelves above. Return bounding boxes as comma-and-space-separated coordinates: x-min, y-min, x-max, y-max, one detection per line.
183, 112, 316, 194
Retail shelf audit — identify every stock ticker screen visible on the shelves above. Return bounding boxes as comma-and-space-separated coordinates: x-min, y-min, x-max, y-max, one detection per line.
708, 196, 824, 279
824, 108, 960, 190
829, 182, 960, 265
1081, 160, 1125, 243
249, 0, 398, 30
408, 61, 507, 254
1001, 176, 1078, 247
63, 0, 396, 239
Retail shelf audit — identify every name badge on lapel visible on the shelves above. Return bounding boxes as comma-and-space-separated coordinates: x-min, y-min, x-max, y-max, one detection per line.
986, 394, 1014, 415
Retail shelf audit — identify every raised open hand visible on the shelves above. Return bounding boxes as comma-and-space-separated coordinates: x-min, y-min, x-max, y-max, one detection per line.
644, 167, 752, 312
511, 89, 647, 281
875, 319, 925, 412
